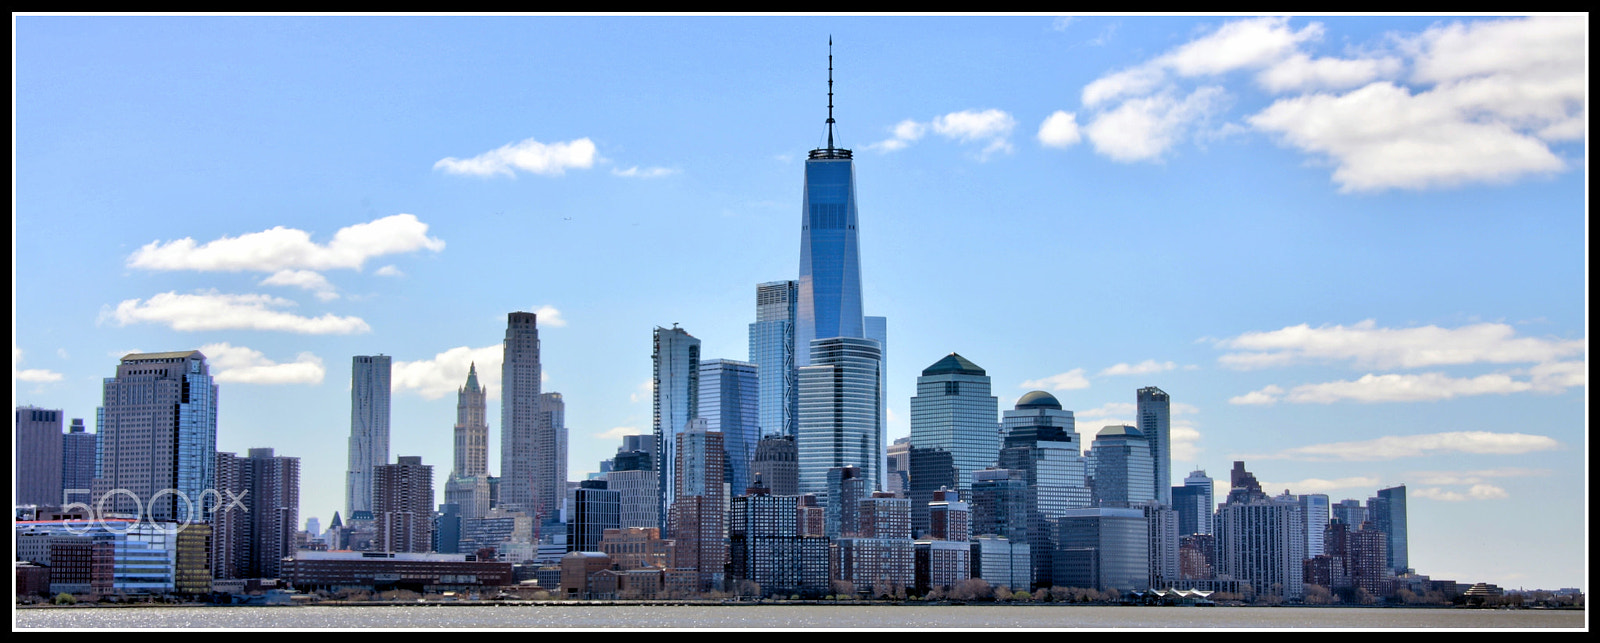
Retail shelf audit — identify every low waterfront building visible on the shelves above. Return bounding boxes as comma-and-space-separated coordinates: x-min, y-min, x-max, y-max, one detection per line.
280, 550, 513, 593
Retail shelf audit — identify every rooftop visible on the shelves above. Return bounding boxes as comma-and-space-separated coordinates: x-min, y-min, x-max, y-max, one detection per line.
922, 352, 986, 377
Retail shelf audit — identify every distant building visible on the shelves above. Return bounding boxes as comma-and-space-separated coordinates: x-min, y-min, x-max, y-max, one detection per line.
729, 483, 830, 597
374, 456, 434, 554
61, 418, 96, 502
998, 390, 1090, 587
1173, 469, 1215, 536
1216, 485, 1305, 601
751, 435, 800, 497
669, 423, 726, 591
1088, 425, 1154, 508
970, 535, 1031, 591
600, 527, 671, 570
653, 325, 701, 533
1052, 507, 1149, 593
95, 351, 217, 522
797, 337, 883, 499
445, 363, 493, 521
926, 487, 969, 542
500, 311, 543, 517
567, 480, 621, 554
1369, 485, 1409, 575
909, 353, 999, 492
824, 465, 869, 538
885, 437, 911, 498
749, 280, 799, 439
16, 407, 64, 508
908, 447, 958, 538
1135, 386, 1171, 506
1142, 501, 1180, 589
699, 359, 759, 496
348, 355, 391, 518
283, 550, 512, 594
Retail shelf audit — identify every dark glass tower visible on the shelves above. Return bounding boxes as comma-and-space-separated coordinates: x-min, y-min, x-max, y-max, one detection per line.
796, 42, 865, 367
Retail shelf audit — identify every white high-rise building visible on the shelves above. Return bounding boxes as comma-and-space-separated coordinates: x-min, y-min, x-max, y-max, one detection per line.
535, 391, 568, 525
1177, 469, 1215, 536
94, 351, 218, 523
500, 312, 542, 516
1298, 493, 1330, 557
347, 354, 391, 517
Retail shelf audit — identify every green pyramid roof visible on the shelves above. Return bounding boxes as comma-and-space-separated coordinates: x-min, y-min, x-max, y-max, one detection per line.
922, 352, 986, 376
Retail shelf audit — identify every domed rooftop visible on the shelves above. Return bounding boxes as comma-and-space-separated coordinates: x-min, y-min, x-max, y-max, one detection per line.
1015, 390, 1062, 410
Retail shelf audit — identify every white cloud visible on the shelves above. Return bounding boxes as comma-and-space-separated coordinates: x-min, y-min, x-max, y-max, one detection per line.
595, 426, 644, 441
433, 136, 598, 177
56, 348, 69, 360
1076, 401, 1134, 418
199, 342, 325, 385
1243, 430, 1559, 461
1284, 372, 1534, 404
1082, 65, 1168, 108
1021, 368, 1090, 391
1412, 485, 1509, 502
1162, 18, 1324, 77
1170, 421, 1202, 463
1037, 111, 1082, 148
1051, 16, 1076, 32
1085, 86, 1228, 162
629, 379, 653, 404
869, 110, 1016, 159
392, 344, 503, 401
1249, 81, 1565, 191
532, 305, 567, 328
1171, 402, 1200, 415
1098, 360, 1178, 376
1216, 320, 1586, 370
1405, 467, 1549, 486
260, 269, 339, 301
13, 347, 64, 382
1228, 384, 1283, 406
1257, 53, 1402, 93
1527, 360, 1586, 391
374, 265, 404, 277
1260, 476, 1383, 495
128, 214, 445, 273
611, 166, 678, 178
1250, 16, 1584, 191
107, 291, 371, 334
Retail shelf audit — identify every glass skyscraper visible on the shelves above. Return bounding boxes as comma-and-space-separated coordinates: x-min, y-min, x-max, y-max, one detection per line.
797, 337, 882, 499
699, 358, 759, 496
795, 146, 864, 366
909, 353, 999, 492
653, 325, 700, 533
750, 280, 798, 438
1136, 386, 1171, 506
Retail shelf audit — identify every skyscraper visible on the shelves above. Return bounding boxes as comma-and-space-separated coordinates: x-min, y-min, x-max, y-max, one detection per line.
652, 325, 700, 532
795, 53, 865, 367
94, 350, 217, 522
62, 418, 96, 500
797, 336, 882, 499
445, 363, 493, 521
750, 280, 798, 438
670, 423, 727, 590
1088, 425, 1155, 508
348, 355, 391, 517
535, 391, 568, 525
1370, 484, 1409, 575
500, 312, 543, 517
998, 391, 1091, 587
909, 353, 1000, 493
453, 362, 489, 478
214, 448, 301, 580
751, 435, 799, 497
1173, 469, 1215, 536
373, 456, 434, 554
698, 358, 759, 497
15, 406, 64, 508
1136, 386, 1171, 506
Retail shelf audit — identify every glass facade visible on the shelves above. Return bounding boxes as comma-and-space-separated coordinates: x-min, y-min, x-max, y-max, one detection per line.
796, 157, 865, 366
1053, 508, 1150, 593
348, 355, 391, 517
749, 280, 798, 439
909, 353, 999, 492
97, 351, 217, 523
1089, 425, 1155, 508
797, 337, 882, 500
698, 359, 759, 497
1372, 485, 1408, 574
1137, 386, 1171, 506
652, 326, 700, 533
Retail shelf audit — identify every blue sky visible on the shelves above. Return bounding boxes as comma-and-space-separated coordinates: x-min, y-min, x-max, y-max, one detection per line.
13, 15, 1586, 591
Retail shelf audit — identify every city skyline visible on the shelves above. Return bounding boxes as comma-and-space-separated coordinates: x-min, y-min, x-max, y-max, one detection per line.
13, 16, 1586, 591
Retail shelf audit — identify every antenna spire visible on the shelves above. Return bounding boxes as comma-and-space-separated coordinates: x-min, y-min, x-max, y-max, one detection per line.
827, 36, 835, 151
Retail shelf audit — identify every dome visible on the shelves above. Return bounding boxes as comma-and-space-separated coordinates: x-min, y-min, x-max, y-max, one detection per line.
1015, 390, 1062, 410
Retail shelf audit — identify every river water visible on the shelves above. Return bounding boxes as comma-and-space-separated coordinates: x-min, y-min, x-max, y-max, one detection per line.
14, 604, 1586, 629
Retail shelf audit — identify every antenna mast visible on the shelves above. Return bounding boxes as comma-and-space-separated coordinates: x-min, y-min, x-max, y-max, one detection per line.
827, 36, 835, 151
